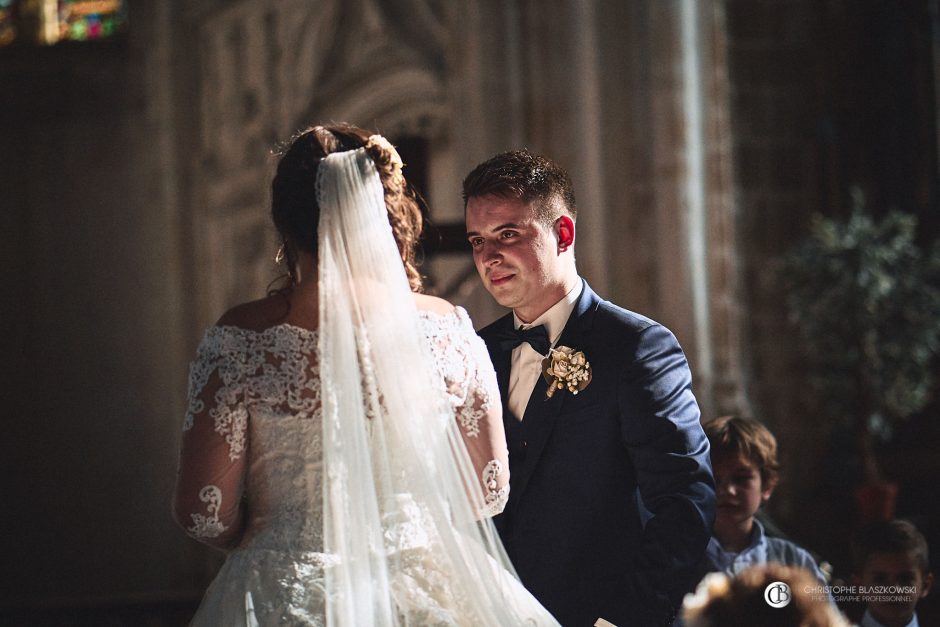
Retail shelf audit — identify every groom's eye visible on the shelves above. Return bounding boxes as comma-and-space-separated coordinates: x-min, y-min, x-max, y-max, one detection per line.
469, 237, 484, 248
500, 231, 517, 240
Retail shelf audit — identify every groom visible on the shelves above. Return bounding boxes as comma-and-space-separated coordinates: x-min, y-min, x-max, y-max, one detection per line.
464, 150, 716, 626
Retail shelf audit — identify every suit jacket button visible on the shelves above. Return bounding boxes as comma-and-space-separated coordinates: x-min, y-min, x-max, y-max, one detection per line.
522, 440, 527, 447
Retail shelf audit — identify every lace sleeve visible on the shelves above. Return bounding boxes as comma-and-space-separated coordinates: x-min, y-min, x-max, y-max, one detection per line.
440, 309, 510, 518
173, 328, 248, 550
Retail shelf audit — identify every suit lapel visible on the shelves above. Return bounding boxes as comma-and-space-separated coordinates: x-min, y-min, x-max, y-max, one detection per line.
510, 280, 600, 512
482, 313, 513, 416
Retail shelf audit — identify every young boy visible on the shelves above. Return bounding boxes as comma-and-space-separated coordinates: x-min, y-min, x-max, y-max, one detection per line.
701, 415, 828, 583
852, 519, 934, 627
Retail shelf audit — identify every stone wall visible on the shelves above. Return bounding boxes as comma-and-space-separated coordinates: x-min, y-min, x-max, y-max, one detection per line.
0, 0, 196, 607
10, 0, 935, 613
0, 0, 768, 608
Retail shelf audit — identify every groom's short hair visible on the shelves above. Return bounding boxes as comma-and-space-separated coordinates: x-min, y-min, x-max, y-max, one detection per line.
462, 149, 577, 225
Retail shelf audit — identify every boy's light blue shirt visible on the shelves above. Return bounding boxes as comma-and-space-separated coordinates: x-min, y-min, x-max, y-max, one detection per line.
705, 519, 829, 584
860, 609, 918, 627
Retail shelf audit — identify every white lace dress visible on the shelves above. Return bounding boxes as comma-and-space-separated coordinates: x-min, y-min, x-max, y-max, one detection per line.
173, 307, 516, 626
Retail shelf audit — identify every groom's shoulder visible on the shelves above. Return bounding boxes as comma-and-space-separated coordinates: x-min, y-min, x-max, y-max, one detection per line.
594, 296, 661, 335
580, 282, 659, 334
477, 312, 513, 342
591, 299, 686, 360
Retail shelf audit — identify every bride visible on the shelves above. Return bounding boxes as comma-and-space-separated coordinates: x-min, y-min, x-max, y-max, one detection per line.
173, 124, 559, 625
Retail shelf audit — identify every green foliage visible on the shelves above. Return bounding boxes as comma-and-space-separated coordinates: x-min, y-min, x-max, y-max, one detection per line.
781, 206, 940, 428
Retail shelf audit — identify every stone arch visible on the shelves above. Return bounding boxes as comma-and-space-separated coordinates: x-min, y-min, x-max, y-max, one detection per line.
299, 65, 450, 141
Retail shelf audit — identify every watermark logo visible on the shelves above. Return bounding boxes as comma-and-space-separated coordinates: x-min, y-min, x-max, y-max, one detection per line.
803, 584, 917, 604
764, 581, 792, 608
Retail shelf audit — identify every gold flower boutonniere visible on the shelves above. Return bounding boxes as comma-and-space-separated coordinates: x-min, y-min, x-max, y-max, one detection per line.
541, 346, 592, 399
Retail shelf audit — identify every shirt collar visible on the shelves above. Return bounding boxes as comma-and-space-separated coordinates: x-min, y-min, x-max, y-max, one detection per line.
748, 518, 766, 550
513, 279, 583, 345
707, 519, 766, 557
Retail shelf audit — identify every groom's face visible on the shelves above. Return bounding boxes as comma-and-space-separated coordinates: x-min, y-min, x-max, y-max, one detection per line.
466, 194, 568, 321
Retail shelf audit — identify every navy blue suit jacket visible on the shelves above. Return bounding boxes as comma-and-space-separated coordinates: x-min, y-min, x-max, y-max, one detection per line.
478, 280, 716, 626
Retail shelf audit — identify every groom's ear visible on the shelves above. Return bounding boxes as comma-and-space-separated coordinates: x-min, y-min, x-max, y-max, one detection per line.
555, 215, 575, 252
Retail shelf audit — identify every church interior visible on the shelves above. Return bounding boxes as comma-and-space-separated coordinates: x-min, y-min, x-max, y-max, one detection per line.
1, 0, 938, 624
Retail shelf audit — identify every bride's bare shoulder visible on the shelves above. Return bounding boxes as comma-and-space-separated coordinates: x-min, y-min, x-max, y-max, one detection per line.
412, 293, 457, 315
216, 292, 293, 330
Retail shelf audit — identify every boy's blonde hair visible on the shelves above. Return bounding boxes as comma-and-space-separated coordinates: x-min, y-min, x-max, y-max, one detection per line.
704, 415, 780, 489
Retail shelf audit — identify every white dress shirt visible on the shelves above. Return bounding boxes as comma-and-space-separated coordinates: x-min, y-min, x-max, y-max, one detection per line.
507, 280, 583, 421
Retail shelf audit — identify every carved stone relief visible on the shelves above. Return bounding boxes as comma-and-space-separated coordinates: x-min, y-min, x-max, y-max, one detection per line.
184, 1, 747, 420
189, 0, 453, 320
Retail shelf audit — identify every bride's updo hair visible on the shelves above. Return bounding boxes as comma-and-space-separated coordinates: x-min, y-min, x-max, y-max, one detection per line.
271, 123, 424, 292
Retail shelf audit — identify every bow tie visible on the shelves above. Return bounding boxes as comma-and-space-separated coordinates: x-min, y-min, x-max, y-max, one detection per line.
496, 324, 550, 355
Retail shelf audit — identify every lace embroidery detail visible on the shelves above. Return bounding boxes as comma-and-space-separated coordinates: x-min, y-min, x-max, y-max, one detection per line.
457, 397, 485, 438
183, 358, 211, 433
420, 308, 498, 440
184, 325, 320, 460
480, 459, 509, 517
188, 485, 227, 538
356, 333, 382, 420
182, 310, 517, 624
214, 405, 248, 461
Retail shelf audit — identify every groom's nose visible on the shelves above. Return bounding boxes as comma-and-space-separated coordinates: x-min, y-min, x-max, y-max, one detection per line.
482, 246, 502, 266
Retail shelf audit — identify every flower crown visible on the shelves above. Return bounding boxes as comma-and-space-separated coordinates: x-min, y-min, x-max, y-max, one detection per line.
365, 134, 405, 189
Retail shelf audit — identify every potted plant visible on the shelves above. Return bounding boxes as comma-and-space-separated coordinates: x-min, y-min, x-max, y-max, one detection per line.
780, 199, 940, 521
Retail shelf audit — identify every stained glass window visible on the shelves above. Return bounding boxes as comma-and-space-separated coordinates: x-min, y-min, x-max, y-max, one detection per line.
0, 0, 127, 47
58, 0, 127, 43
0, 0, 17, 48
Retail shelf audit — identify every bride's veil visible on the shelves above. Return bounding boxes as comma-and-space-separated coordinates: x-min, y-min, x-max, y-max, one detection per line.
317, 147, 554, 625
